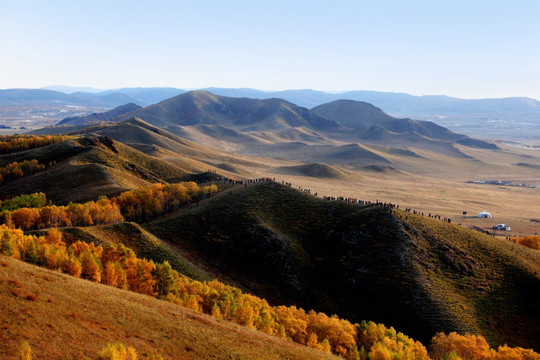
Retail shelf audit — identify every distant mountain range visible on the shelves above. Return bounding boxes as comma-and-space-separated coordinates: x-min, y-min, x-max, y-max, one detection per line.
0, 88, 140, 107
58, 103, 142, 126
2, 87, 540, 118
41, 90, 498, 167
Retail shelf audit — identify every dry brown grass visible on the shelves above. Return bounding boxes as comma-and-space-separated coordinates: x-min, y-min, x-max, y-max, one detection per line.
125, 128, 540, 236
0, 255, 339, 360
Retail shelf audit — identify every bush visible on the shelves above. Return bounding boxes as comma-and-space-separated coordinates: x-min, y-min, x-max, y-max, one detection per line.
17, 341, 33, 360
96, 343, 137, 360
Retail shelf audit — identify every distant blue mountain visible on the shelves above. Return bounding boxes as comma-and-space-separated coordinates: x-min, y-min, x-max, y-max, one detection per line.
41, 85, 104, 94
4, 87, 540, 119
0, 89, 142, 107
202, 88, 540, 116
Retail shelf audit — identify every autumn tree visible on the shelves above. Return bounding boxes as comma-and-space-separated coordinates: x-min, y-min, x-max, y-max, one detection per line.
11, 207, 40, 230
17, 341, 33, 360
97, 343, 137, 360
430, 332, 491, 360
154, 261, 176, 297
80, 250, 101, 282
0, 192, 47, 211
492, 345, 540, 360
126, 257, 156, 295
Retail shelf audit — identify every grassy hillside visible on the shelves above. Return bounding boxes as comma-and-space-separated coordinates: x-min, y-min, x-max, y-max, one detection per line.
0, 135, 190, 203
311, 99, 498, 150
59, 222, 210, 282
0, 255, 339, 360
401, 212, 540, 348
274, 162, 349, 179
65, 118, 269, 178
116, 90, 341, 132
144, 182, 540, 350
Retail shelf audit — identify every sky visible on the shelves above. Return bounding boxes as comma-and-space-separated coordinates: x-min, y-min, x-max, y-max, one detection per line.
1, 0, 539, 100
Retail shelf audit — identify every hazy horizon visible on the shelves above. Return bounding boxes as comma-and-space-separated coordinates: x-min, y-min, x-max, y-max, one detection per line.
0, 85, 532, 102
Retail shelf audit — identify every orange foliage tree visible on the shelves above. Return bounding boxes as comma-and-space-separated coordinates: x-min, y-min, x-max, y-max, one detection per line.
0, 159, 47, 184
0, 135, 69, 154
0, 181, 217, 231
513, 236, 540, 251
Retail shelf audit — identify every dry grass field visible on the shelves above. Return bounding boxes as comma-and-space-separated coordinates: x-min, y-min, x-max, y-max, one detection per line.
0, 255, 339, 360
219, 144, 540, 237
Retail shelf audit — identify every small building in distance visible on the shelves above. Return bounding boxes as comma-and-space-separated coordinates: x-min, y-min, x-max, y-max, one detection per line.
477, 211, 493, 218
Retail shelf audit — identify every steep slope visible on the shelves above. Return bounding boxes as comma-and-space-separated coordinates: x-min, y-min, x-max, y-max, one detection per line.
144, 182, 540, 350
57, 103, 141, 126
0, 255, 339, 360
0, 135, 189, 203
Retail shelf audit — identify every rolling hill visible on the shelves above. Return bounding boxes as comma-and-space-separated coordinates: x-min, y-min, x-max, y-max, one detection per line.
103, 90, 499, 163
0, 255, 339, 360
29, 90, 505, 169
273, 162, 349, 178
0, 135, 190, 203
116, 90, 341, 132
8, 87, 540, 144
2, 90, 540, 359
312, 99, 498, 149
73, 118, 271, 177
201, 88, 540, 114
144, 181, 540, 350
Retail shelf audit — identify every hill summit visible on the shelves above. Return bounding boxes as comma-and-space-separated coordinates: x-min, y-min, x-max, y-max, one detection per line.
117, 90, 341, 131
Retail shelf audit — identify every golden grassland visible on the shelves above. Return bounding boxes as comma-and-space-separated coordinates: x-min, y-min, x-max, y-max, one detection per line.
8, 127, 538, 237
0, 255, 340, 360
126, 125, 540, 236
231, 144, 540, 237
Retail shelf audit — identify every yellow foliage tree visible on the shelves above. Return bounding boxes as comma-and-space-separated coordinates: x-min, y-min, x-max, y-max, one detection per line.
17, 341, 33, 360
430, 332, 491, 360
97, 343, 137, 360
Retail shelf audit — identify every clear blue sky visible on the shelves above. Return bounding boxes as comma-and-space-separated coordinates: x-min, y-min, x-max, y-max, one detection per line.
1, 0, 539, 99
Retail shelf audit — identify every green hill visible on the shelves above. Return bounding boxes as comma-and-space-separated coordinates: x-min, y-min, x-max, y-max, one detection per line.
144, 182, 540, 350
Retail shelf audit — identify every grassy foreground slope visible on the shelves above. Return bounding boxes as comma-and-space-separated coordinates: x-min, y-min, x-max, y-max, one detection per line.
0, 255, 339, 360
145, 182, 540, 350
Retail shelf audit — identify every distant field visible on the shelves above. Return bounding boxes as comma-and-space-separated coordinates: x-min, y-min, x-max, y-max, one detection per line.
256, 170, 540, 237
